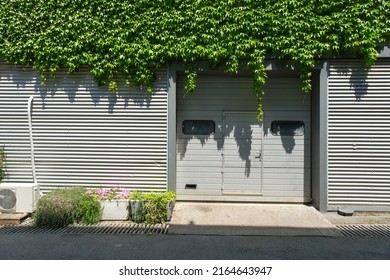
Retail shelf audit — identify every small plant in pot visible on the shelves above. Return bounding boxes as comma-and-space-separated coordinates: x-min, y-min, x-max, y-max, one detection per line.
128, 190, 145, 223
163, 191, 176, 221
129, 191, 176, 224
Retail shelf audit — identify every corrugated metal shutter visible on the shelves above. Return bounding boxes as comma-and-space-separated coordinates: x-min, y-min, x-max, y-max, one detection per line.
0, 63, 168, 193
328, 59, 390, 208
0, 64, 34, 183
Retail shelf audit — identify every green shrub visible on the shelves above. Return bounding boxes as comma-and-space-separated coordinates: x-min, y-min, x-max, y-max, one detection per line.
78, 195, 102, 224
128, 190, 143, 201
139, 191, 176, 224
33, 187, 102, 228
164, 191, 176, 202
33, 191, 80, 228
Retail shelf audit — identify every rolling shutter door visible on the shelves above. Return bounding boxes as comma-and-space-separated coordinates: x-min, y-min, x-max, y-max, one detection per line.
328, 59, 390, 208
0, 63, 168, 193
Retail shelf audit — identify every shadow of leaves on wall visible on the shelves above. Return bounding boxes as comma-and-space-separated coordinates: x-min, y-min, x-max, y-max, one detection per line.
333, 62, 369, 101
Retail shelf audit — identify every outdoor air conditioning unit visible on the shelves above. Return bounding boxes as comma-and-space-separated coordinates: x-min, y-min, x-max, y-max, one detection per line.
0, 183, 40, 213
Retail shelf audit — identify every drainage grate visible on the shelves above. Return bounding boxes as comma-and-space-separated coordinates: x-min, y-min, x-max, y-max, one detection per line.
0, 221, 169, 235
336, 224, 390, 237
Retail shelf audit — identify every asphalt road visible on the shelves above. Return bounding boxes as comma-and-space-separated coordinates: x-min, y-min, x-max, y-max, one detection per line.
0, 234, 389, 260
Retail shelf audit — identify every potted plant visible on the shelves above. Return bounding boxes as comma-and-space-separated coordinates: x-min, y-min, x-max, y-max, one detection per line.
86, 188, 131, 221
129, 191, 176, 224
164, 191, 176, 221
128, 190, 145, 223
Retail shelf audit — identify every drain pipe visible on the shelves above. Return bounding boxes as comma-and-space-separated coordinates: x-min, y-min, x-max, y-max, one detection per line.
27, 96, 38, 186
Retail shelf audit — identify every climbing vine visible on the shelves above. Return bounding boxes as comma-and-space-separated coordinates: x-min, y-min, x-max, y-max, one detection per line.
1, 0, 390, 119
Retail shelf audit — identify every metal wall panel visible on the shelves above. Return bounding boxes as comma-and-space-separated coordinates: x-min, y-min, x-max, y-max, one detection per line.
0, 63, 168, 193
176, 74, 311, 201
328, 59, 390, 208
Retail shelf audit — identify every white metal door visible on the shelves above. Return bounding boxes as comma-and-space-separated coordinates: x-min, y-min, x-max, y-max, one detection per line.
222, 112, 262, 195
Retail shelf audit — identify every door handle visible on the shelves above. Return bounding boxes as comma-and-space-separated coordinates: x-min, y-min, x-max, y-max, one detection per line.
255, 152, 262, 159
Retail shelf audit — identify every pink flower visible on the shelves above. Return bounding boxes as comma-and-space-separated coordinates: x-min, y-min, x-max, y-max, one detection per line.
85, 187, 132, 201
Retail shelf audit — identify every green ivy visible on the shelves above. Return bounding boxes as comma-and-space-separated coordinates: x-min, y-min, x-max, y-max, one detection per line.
1, 0, 390, 119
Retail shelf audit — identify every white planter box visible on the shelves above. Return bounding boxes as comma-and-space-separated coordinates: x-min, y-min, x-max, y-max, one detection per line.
101, 200, 129, 221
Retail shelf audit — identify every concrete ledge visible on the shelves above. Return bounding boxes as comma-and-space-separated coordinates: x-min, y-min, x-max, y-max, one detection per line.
169, 202, 342, 237
322, 211, 390, 225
